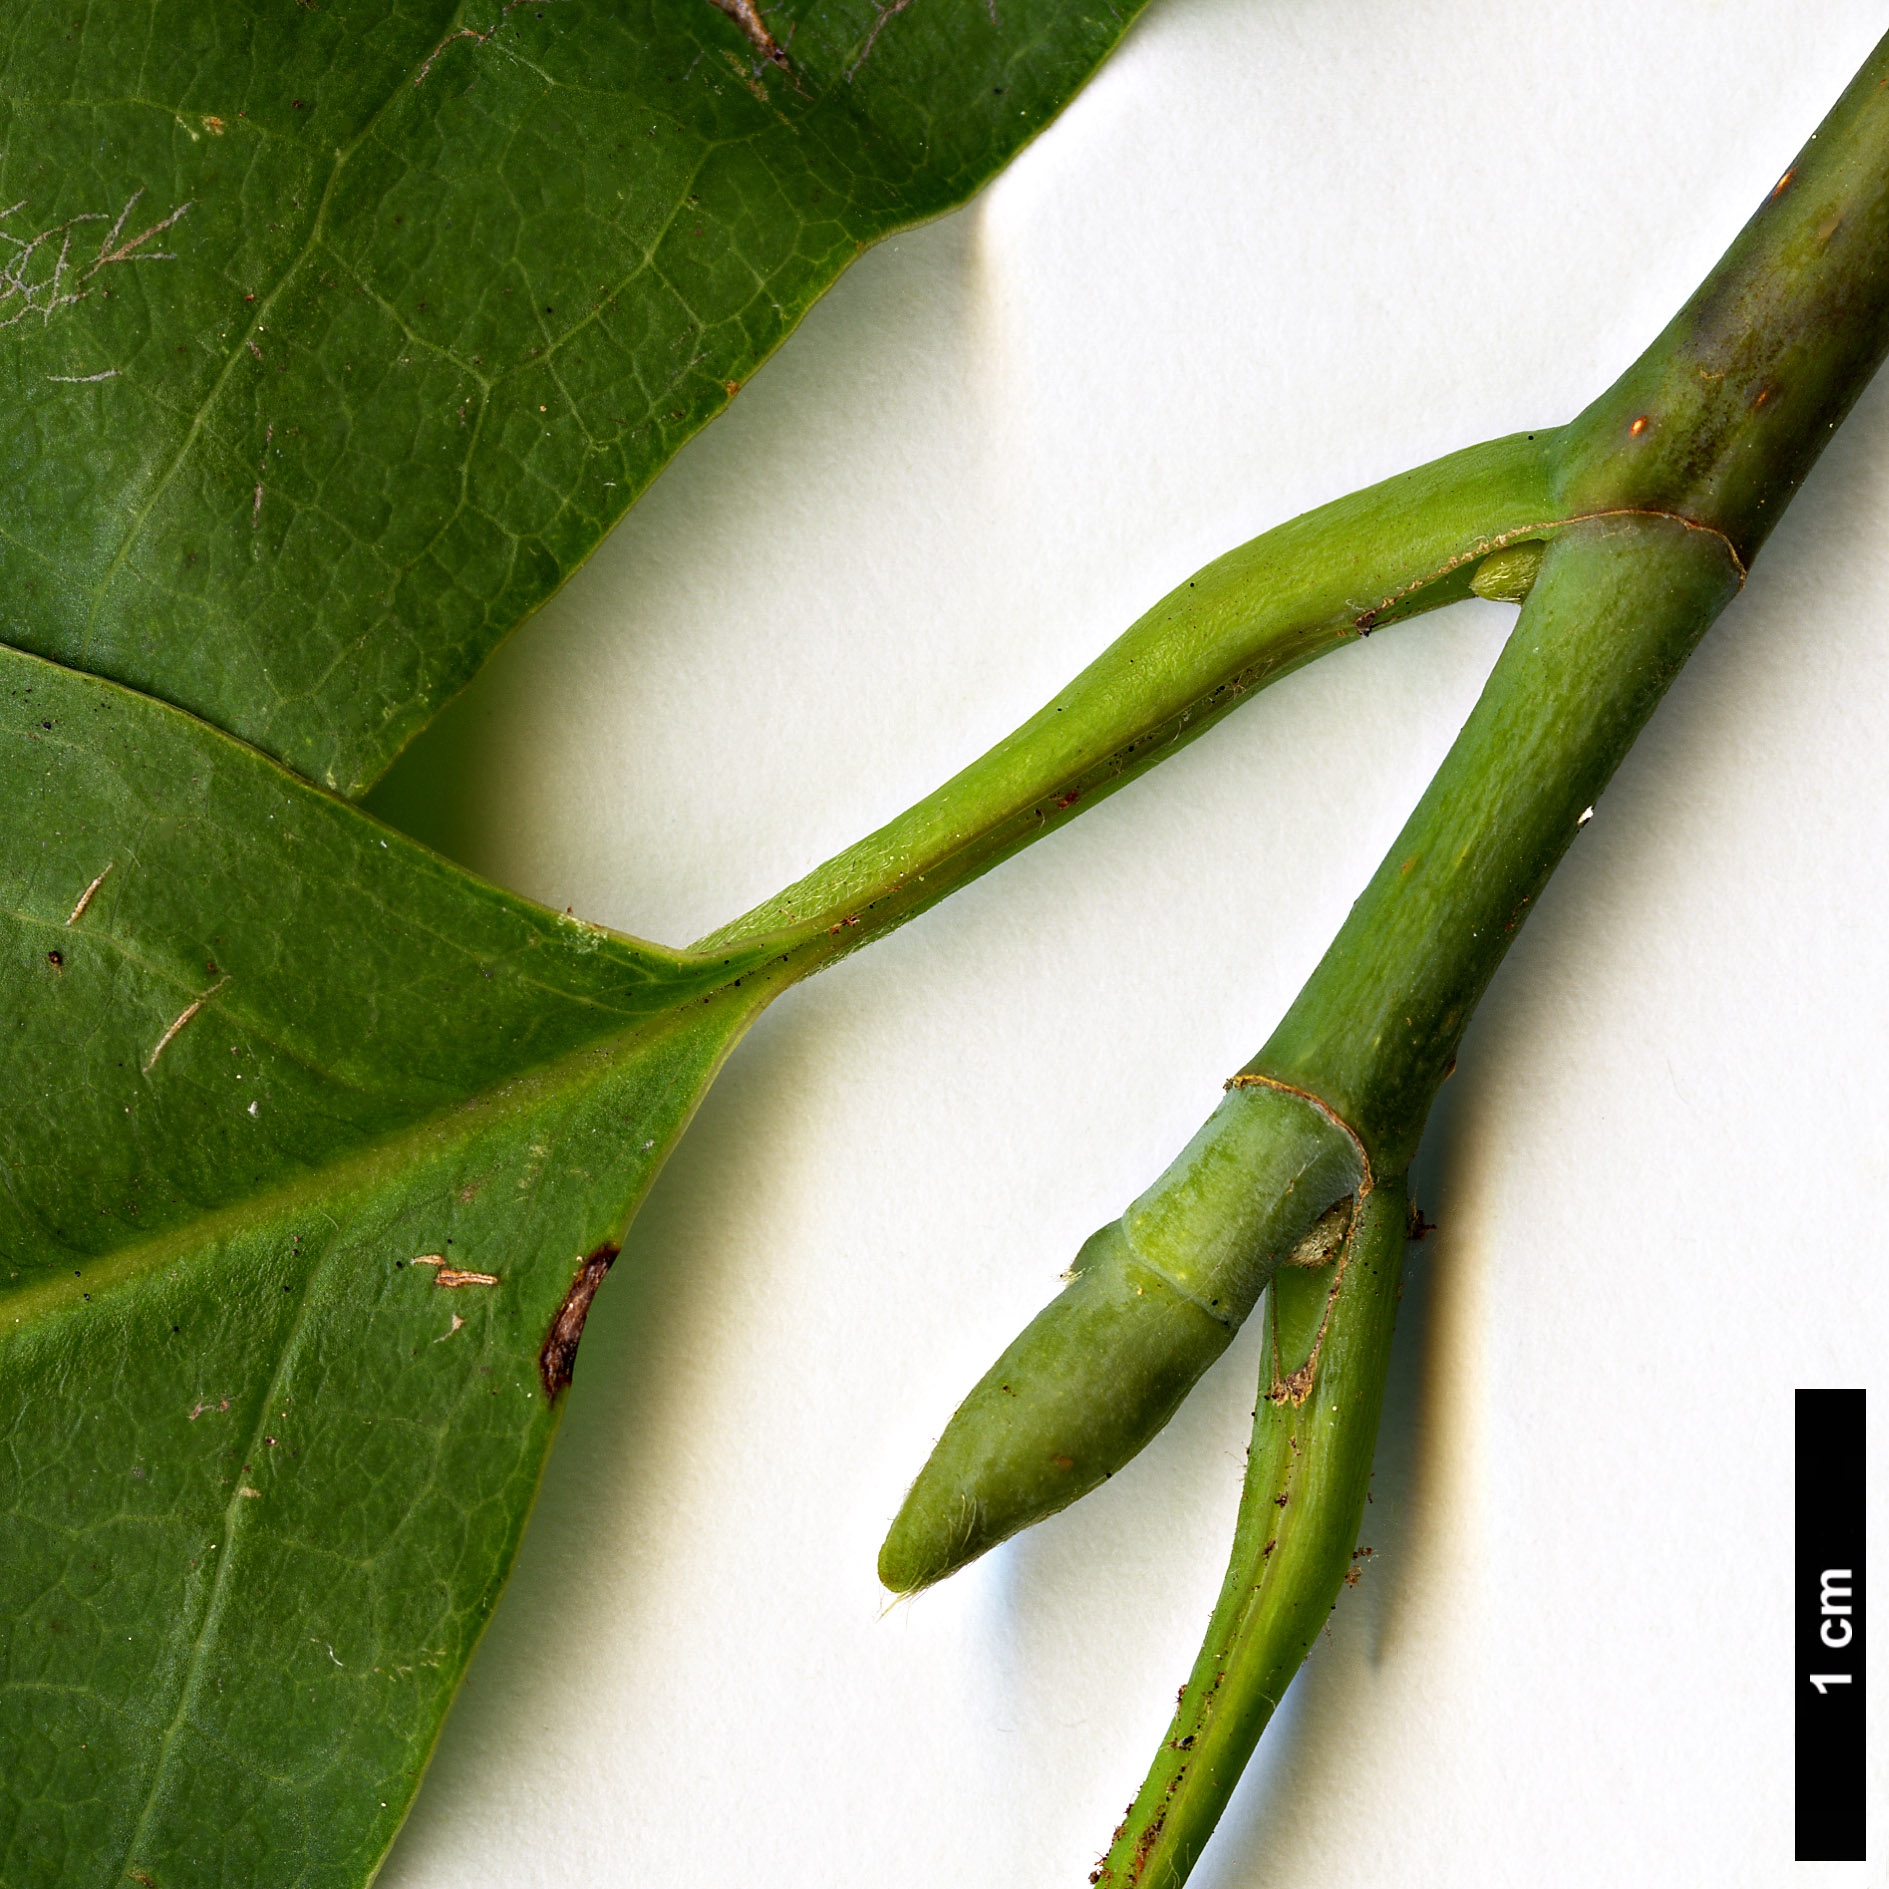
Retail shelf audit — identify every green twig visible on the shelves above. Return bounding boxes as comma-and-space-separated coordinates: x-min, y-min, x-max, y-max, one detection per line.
1097, 510, 1737, 1886
878, 28, 1889, 1887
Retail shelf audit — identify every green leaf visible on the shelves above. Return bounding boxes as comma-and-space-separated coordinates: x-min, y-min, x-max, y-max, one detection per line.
0, 0, 1146, 796
339, 12, 1889, 1881
0, 642, 789, 1880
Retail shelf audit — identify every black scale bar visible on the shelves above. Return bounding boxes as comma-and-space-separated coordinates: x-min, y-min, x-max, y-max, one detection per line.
1797, 1387, 1866, 1861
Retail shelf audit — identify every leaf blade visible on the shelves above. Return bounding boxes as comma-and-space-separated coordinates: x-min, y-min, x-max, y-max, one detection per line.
0, 642, 780, 1878
0, 0, 1149, 793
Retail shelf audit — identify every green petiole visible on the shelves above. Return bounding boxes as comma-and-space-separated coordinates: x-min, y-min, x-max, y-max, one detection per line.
700, 433, 1564, 956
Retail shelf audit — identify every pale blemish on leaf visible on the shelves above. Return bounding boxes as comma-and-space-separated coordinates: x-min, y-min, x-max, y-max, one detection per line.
846, 0, 915, 79
66, 860, 113, 924
410, 1256, 501, 1287
414, 0, 570, 85
143, 975, 230, 1073
707, 0, 792, 70
1, 191, 190, 331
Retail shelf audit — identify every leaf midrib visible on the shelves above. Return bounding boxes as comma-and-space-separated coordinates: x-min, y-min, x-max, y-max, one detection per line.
0, 960, 778, 1336
111, 1244, 327, 1883
6, 889, 679, 1035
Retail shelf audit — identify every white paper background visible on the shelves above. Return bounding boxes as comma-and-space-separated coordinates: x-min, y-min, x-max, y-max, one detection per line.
369, 2, 1889, 1882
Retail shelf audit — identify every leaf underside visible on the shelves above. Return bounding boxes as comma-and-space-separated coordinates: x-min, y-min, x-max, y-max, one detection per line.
0, 2, 1157, 1879
0, 646, 784, 1881
0, 0, 1145, 796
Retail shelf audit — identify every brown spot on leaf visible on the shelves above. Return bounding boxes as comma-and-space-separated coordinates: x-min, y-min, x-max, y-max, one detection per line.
539, 1242, 620, 1399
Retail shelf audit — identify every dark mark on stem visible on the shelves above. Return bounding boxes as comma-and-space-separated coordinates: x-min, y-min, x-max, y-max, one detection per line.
539, 1241, 620, 1400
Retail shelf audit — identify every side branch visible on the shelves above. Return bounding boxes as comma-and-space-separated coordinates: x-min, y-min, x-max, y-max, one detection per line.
1094, 1178, 1410, 1888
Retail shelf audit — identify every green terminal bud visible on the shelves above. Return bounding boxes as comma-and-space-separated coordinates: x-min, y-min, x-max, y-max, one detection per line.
878, 1080, 1361, 1593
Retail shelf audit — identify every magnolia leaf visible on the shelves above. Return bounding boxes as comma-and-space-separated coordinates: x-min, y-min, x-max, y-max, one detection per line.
360, 8, 1889, 1881
0, 0, 1146, 795
0, 7, 1157, 1857
0, 643, 791, 1880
